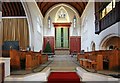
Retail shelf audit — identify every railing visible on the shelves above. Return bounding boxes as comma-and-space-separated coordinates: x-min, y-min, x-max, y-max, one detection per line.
95, 2, 120, 34
100, 8, 117, 31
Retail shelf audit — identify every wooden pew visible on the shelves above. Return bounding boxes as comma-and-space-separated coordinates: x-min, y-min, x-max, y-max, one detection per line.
109, 50, 120, 70
77, 50, 120, 71
86, 52, 103, 70
10, 50, 48, 71
26, 54, 39, 70
38, 54, 48, 64
93, 50, 119, 70
78, 54, 103, 70
10, 49, 21, 70
26, 51, 48, 70
77, 53, 87, 68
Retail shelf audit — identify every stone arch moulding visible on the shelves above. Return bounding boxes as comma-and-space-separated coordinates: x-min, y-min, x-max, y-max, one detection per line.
21, 1, 34, 51
21, 1, 43, 51
55, 6, 70, 23
99, 33, 120, 50
45, 3, 80, 20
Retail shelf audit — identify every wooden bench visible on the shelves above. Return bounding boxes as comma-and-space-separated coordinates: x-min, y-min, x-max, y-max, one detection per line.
78, 54, 103, 70
10, 49, 21, 70
77, 50, 120, 71
10, 50, 48, 71
25, 54, 39, 70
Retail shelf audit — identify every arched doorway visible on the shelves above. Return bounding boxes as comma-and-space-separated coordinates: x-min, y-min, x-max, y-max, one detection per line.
101, 36, 120, 50
91, 42, 96, 51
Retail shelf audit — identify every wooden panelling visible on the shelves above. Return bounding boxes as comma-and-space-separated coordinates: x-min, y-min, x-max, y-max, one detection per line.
0, 1, 1, 11
43, 36, 54, 53
70, 36, 81, 54
0, 62, 4, 83
37, 2, 88, 17
95, 1, 120, 34
100, 8, 117, 31
53, 23, 71, 28
2, 2, 26, 16
2, 2, 88, 17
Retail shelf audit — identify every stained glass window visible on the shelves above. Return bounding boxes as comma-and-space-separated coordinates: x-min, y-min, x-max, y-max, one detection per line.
73, 15, 77, 28
48, 16, 51, 28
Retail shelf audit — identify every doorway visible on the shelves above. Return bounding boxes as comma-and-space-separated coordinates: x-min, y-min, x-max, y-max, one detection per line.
55, 27, 69, 49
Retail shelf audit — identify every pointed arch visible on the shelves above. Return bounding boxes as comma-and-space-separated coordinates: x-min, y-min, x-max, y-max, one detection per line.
91, 41, 96, 51
99, 34, 120, 50
48, 16, 51, 28
55, 6, 70, 23
73, 15, 77, 28
45, 3, 80, 21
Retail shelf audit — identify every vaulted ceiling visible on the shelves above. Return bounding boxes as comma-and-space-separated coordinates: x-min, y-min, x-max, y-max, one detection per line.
0, 2, 2, 11
2, 2, 26, 17
37, 2, 88, 17
2, 1, 88, 17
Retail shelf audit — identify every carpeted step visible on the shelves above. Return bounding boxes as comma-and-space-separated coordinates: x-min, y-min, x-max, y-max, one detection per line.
48, 72, 81, 83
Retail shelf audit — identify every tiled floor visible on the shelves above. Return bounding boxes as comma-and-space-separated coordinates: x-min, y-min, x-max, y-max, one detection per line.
48, 55, 79, 71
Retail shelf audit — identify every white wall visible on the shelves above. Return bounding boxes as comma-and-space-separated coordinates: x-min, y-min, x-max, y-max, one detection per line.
81, 1, 119, 52
21, 1, 120, 52
118, 22, 120, 36
81, 2, 96, 52
43, 4, 81, 36
22, 1, 43, 52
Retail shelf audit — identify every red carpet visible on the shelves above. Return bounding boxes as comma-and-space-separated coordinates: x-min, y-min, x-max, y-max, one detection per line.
48, 72, 81, 83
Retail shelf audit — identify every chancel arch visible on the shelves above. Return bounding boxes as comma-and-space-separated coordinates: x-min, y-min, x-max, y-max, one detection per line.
44, 3, 81, 52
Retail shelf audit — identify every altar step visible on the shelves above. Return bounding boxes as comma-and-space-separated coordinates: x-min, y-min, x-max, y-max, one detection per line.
50, 67, 76, 72
55, 49, 70, 55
